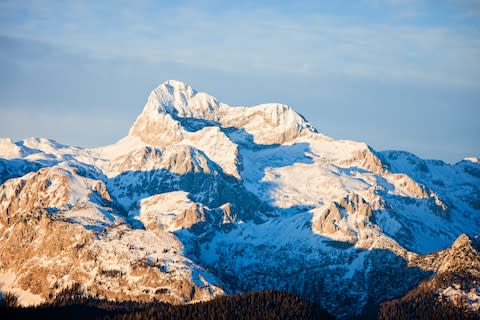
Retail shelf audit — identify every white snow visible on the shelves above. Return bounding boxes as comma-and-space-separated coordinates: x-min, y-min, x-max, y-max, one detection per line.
0, 138, 22, 159
441, 285, 480, 311
91, 136, 147, 160
138, 191, 200, 231
0, 272, 44, 306
464, 157, 479, 164
1, 80, 479, 315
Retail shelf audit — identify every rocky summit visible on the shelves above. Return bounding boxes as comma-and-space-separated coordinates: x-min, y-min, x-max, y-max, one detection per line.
0, 80, 479, 318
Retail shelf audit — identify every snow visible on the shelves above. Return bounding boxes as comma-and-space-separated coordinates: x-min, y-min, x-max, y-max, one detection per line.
441, 286, 480, 311
1, 80, 479, 316
464, 157, 479, 164
91, 136, 146, 160
0, 272, 43, 306
379, 149, 480, 252
58, 206, 116, 231
138, 191, 200, 231
344, 251, 368, 279
185, 126, 239, 178
0, 138, 22, 159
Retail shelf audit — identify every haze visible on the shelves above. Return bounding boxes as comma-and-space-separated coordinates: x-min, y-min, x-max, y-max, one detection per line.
0, 0, 479, 163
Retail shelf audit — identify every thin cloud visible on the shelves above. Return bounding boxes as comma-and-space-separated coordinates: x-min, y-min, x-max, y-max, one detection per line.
0, 1, 479, 162
2, 2, 479, 88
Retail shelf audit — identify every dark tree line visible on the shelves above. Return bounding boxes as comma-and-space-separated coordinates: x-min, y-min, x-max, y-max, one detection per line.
0, 289, 334, 320
104, 290, 334, 320
2, 284, 477, 320
378, 269, 480, 320
378, 290, 480, 320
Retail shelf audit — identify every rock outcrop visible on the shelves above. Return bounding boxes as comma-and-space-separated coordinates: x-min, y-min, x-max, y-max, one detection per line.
0, 80, 478, 318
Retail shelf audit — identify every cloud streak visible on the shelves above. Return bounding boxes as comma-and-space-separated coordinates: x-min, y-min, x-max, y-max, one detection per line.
1, 1, 479, 88
0, 0, 479, 162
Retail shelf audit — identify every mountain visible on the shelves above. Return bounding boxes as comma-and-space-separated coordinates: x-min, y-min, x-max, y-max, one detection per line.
378, 234, 480, 319
0, 80, 479, 319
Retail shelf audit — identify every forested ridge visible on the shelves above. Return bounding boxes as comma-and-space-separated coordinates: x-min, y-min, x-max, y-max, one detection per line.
2, 283, 477, 320
0, 289, 333, 320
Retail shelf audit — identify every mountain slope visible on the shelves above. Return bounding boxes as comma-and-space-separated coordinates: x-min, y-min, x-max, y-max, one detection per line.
379, 234, 480, 319
0, 80, 479, 318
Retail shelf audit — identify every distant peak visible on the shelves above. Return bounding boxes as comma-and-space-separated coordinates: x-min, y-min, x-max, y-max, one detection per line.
163, 80, 194, 91
151, 80, 198, 99
0, 138, 14, 144
129, 80, 319, 146
154, 80, 197, 97
464, 157, 479, 164
144, 80, 218, 117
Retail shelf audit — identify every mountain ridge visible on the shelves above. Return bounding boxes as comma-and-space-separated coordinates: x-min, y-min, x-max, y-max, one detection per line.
0, 80, 479, 318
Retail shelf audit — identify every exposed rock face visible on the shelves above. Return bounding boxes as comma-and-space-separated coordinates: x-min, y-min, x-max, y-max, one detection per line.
0, 165, 223, 306
139, 192, 207, 231
412, 234, 480, 274
312, 193, 374, 242
129, 80, 315, 152
0, 167, 112, 227
0, 80, 479, 318
380, 234, 480, 318
340, 147, 387, 175
109, 145, 213, 176
0, 217, 223, 305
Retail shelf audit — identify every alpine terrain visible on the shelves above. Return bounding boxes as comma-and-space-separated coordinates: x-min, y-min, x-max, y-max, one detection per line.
1, 80, 479, 319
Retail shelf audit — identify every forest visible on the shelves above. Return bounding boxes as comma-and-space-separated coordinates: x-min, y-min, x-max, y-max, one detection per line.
0, 288, 333, 320
2, 284, 477, 320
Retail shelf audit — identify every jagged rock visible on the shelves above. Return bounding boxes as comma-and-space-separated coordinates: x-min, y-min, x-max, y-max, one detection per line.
381, 234, 480, 317
0, 80, 479, 319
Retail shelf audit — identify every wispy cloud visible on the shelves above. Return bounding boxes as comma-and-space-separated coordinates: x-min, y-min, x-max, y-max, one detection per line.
1, 1, 478, 88
0, 0, 479, 161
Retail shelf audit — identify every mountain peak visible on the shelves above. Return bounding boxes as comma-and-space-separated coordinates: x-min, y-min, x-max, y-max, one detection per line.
464, 157, 479, 164
163, 79, 195, 92
2, 82, 480, 317
152, 80, 197, 104
143, 80, 220, 120
129, 80, 317, 146
452, 234, 474, 250
451, 234, 480, 254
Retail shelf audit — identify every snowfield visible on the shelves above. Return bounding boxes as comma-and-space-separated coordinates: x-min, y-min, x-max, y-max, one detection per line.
0, 80, 479, 318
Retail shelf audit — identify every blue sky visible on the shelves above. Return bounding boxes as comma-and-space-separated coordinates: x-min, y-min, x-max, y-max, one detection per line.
0, 0, 479, 162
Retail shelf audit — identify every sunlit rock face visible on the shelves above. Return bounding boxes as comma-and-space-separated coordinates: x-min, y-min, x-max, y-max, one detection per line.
0, 80, 479, 318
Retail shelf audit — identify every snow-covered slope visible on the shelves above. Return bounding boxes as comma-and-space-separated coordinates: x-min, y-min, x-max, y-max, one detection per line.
0, 80, 479, 318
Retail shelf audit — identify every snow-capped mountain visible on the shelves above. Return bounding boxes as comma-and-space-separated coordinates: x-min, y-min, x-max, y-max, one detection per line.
0, 80, 479, 318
